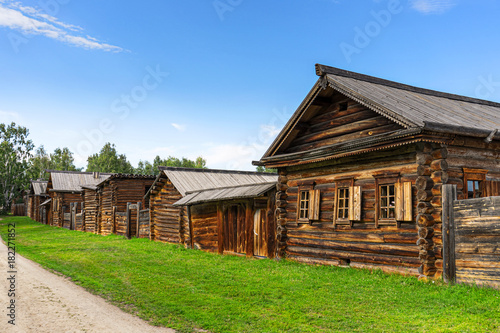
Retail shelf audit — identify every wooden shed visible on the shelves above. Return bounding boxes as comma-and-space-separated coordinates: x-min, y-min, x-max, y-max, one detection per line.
96, 174, 155, 237
46, 170, 113, 228
147, 167, 278, 256
27, 180, 48, 223
255, 64, 500, 278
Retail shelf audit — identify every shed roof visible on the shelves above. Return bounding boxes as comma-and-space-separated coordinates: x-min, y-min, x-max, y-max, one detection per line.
46, 170, 114, 193
173, 182, 276, 206
31, 180, 48, 196
96, 173, 156, 186
160, 167, 278, 197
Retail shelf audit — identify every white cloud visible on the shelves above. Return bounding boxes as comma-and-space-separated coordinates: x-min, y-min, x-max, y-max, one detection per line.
410, 0, 457, 14
0, 110, 20, 123
171, 123, 186, 132
0, 1, 124, 52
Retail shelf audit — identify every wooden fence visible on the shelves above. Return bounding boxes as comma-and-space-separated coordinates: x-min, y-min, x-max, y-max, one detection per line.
11, 203, 26, 216
442, 184, 500, 288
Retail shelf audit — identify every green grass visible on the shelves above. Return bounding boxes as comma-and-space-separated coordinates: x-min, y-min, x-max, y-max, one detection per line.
1, 216, 500, 332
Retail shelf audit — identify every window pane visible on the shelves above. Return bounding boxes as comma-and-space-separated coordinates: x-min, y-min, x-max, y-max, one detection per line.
389, 185, 395, 196
381, 186, 387, 196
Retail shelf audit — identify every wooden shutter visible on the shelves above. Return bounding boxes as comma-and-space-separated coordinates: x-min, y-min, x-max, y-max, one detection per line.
348, 186, 361, 221
309, 189, 320, 220
396, 182, 412, 222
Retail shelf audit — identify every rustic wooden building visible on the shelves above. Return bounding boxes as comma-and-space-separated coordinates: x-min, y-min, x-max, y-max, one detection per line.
46, 170, 113, 228
27, 180, 48, 223
81, 185, 100, 233
255, 64, 500, 278
96, 174, 155, 237
147, 167, 277, 256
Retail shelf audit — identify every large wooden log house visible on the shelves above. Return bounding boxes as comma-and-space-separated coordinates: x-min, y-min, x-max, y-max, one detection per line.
96, 173, 155, 237
147, 167, 277, 256
255, 64, 500, 278
46, 170, 113, 228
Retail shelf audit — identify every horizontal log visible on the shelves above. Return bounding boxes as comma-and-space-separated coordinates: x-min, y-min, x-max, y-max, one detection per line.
430, 159, 448, 171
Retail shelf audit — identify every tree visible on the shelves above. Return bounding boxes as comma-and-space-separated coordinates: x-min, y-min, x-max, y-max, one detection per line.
29, 146, 81, 180
256, 166, 277, 173
86, 143, 134, 174
0, 123, 34, 213
50, 147, 81, 172
135, 155, 207, 175
29, 146, 51, 180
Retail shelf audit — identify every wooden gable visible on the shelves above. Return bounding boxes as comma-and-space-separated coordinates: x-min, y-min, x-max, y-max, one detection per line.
276, 87, 404, 156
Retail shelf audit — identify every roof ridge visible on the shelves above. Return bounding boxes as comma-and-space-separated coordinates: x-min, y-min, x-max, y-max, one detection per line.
315, 64, 500, 107
159, 166, 277, 176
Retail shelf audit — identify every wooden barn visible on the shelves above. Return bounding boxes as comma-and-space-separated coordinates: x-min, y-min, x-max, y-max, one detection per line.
26, 180, 48, 223
255, 64, 500, 278
46, 170, 113, 228
96, 174, 155, 237
147, 167, 278, 257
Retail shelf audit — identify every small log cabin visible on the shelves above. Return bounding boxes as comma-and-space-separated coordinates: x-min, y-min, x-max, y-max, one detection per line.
96, 174, 155, 237
255, 64, 500, 278
147, 167, 277, 256
46, 170, 113, 228
26, 179, 48, 223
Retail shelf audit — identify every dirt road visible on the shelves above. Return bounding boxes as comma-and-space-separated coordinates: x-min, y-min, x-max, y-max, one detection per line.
0, 233, 175, 333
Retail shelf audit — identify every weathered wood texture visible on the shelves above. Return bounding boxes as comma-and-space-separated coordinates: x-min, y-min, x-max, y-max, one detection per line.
283, 144, 420, 274
11, 203, 26, 216
99, 178, 154, 237
83, 188, 99, 233
138, 209, 150, 238
149, 179, 187, 244
190, 203, 219, 252
284, 97, 404, 154
50, 192, 81, 228
453, 196, 500, 289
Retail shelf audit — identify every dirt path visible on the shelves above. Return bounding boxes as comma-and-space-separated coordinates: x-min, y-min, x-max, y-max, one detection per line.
0, 227, 175, 332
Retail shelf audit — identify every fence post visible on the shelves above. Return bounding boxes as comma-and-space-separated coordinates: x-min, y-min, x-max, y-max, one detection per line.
442, 184, 457, 283
126, 202, 131, 239
136, 202, 142, 238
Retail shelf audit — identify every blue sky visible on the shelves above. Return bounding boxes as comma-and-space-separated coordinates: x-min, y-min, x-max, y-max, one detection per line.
1, 0, 500, 170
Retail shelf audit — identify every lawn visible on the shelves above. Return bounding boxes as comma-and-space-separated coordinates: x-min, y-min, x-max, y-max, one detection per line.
1, 216, 499, 332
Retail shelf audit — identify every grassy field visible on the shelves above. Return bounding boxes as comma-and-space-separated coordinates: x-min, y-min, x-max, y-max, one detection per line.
1, 216, 499, 332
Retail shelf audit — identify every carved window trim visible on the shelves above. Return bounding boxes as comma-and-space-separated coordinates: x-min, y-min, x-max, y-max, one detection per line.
374, 173, 412, 227
296, 180, 320, 224
333, 177, 361, 228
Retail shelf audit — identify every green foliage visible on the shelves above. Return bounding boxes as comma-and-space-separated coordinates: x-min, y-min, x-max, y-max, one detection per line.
256, 165, 277, 173
29, 145, 81, 180
86, 143, 134, 174
3, 216, 500, 333
0, 123, 34, 213
135, 155, 207, 175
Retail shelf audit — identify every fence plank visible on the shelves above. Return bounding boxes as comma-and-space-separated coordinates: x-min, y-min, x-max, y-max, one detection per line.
442, 184, 457, 283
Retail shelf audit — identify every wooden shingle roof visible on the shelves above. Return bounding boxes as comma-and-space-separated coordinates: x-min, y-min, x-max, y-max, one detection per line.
259, 64, 500, 164
30, 180, 48, 196
46, 170, 114, 193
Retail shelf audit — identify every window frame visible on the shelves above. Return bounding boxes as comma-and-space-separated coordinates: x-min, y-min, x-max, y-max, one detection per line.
296, 180, 320, 224
333, 177, 361, 228
374, 173, 412, 227
463, 168, 488, 199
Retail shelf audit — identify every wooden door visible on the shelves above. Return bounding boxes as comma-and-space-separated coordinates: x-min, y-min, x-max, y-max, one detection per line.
223, 205, 246, 254
253, 209, 268, 257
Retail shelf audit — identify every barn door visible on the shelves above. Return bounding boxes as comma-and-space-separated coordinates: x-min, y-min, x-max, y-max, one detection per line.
223, 205, 246, 254
253, 209, 268, 257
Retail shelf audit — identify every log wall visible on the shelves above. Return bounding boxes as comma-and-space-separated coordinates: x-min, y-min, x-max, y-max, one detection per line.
283, 145, 421, 275
190, 203, 218, 252
83, 189, 99, 233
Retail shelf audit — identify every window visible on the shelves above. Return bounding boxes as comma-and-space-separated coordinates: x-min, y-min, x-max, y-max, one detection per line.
379, 184, 395, 219
333, 180, 361, 228
299, 190, 310, 219
463, 168, 487, 199
374, 174, 412, 227
337, 188, 349, 220
296, 180, 320, 223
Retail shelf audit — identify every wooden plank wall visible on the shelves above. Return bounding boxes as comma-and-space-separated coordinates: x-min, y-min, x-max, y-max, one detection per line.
284, 95, 403, 154
284, 147, 420, 275
150, 179, 185, 244
190, 203, 218, 252
453, 196, 500, 288
99, 182, 115, 235
138, 209, 150, 238
83, 189, 99, 233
